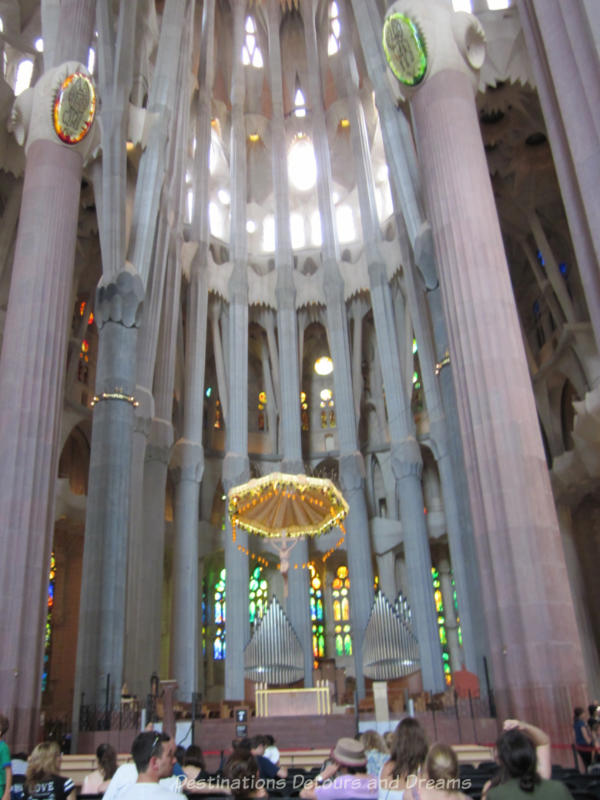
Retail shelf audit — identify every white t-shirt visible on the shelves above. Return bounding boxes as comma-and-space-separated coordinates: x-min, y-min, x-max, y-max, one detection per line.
263, 746, 280, 765
118, 784, 176, 800
103, 764, 181, 800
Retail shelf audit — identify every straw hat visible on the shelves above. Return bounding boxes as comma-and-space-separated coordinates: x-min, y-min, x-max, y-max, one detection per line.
331, 737, 367, 767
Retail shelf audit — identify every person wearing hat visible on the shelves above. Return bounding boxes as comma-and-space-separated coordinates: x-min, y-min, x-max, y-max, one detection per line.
300, 738, 377, 800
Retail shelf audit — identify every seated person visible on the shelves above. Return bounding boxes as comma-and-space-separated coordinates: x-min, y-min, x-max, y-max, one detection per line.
483, 720, 567, 800
239, 738, 287, 782
300, 738, 377, 800
81, 743, 118, 795
223, 752, 266, 800
379, 719, 428, 800
573, 707, 594, 771
262, 737, 280, 769
23, 742, 75, 800
404, 743, 470, 800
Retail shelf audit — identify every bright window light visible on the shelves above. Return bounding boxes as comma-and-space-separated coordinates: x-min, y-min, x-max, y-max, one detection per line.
315, 357, 333, 376
34, 38, 44, 52
311, 210, 322, 247
288, 137, 317, 191
262, 215, 275, 252
209, 202, 224, 238
294, 88, 306, 118
487, 0, 510, 8
328, 1, 340, 55
186, 190, 194, 224
15, 59, 33, 96
0, 18, 4, 33
88, 47, 95, 74
290, 213, 305, 249
336, 205, 356, 243
452, 0, 472, 11
246, 219, 257, 234
218, 188, 230, 205
243, 16, 263, 68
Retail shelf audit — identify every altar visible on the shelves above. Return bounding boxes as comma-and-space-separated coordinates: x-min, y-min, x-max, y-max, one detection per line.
255, 681, 331, 716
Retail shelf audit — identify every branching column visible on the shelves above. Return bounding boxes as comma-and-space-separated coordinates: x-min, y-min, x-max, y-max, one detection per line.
338, 0, 444, 691
400, 0, 587, 740
170, 0, 216, 702
224, 0, 251, 701
302, 0, 373, 698
266, 0, 312, 685
0, 3, 95, 750
75, 0, 186, 717
350, 0, 487, 683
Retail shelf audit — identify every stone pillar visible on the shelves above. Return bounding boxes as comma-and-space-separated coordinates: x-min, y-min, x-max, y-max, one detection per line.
73, 268, 144, 713
170, 0, 216, 701
337, 0, 444, 692
518, 1, 600, 351
0, 22, 95, 751
392, 0, 587, 739
266, 0, 312, 686
224, 0, 250, 701
350, 0, 487, 685
302, 0, 374, 698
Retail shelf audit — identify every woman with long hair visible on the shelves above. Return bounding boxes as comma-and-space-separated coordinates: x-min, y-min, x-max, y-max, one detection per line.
24, 742, 75, 800
483, 720, 569, 799
81, 743, 117, 796
378, 718, 429, 800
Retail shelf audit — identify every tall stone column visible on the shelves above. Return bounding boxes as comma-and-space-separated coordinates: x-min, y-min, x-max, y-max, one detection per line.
0, 7, 95, 750
302, 0, 373, 698
392, 0, 587, 739
224, 0, 250, 701
338, 0, 444, 691
518, 1, 600, 351
74, 269, 143, 711
350, 0, 487, 684
170, 0, 215, 702
266, 0, 312, 686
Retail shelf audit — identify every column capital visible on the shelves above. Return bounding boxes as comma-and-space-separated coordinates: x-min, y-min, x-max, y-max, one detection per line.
146, 417, 175, 465
9, 61, 99, 159
338, 451, 366, 493
391, 437, 423, 481
383, 0, 485, 100
96, 263, 144, 328
222, 452, 250, 492
171, 438, 204, 484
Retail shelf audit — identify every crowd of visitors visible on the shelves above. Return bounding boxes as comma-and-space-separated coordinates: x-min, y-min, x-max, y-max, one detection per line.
3, 705, 600, 800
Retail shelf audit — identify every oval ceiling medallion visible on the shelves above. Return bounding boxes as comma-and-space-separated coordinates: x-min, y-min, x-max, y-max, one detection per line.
53, 72, 96, 145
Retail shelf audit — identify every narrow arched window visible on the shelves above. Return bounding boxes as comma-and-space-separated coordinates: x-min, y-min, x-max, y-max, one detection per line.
242, 17, 263, 68
328, 2, 341, 56
332, 565, 352, 655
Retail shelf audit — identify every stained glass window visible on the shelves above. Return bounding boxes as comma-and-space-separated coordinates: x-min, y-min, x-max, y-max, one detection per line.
242, 17, 263, 68
214, 568, 226, 660
42, 552, 56, 692
309, 563, 325, 659
431, 567, 460, 686
258, 391, 266, 431
249, 565, 268, 626
332, 565, 352, 656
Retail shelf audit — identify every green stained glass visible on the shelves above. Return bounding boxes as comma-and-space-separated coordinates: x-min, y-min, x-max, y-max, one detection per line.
382, 12, 427, 87
335, 634, 343, 656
